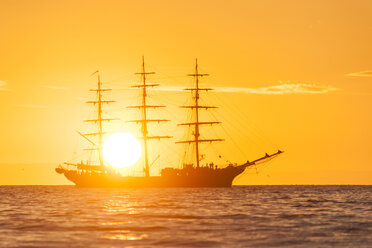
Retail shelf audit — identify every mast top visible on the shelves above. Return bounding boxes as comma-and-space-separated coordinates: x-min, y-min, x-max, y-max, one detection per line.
187, 58, 209, 77
135, 56, 155, 76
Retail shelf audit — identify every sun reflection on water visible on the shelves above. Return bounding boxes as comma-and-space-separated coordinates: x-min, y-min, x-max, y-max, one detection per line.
101, 221, 132, 226
103, 198, 139, 215
105, 231, 148, 241
101, 196, 147, 242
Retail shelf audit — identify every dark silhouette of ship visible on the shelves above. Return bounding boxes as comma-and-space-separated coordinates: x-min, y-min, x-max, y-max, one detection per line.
56, 58, 283, 187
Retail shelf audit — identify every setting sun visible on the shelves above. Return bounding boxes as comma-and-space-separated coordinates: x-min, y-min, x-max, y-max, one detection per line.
103, 132, 142, 168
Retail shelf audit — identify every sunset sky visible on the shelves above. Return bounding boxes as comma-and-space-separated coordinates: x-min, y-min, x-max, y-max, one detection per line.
0, 0, 371, 185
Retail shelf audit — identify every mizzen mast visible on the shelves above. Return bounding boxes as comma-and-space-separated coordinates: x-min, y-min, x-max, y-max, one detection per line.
176, 59, 223, 168
128, 57, 172, 177
84, 71, 117, 167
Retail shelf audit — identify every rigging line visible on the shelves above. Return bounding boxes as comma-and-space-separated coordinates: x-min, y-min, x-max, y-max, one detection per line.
207, 102, 262, 151
208, 109, 248, 158
206, 132, 230, 163
69, 151, 86, 163
142, 64, 189, 83
148, 90, 185, 97
246, 161, 273, 175
148, 94, 185, 107
249, 154, 279, 173
210, 93, 269, 151
214, 92, 277, 150
200, 144, 218, 162
147, 93, 185, 105
154, 142, 179, 156
229, 99, 278, 150
153, 106, 182, 124
180, 120, 193, 167
151, 75, 190, 80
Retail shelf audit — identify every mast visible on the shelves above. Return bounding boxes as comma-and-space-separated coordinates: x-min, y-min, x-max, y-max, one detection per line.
128, 57, 172, 177
85, 71, 117, 167
97, 73, 104, 166
176, 59, 223, 168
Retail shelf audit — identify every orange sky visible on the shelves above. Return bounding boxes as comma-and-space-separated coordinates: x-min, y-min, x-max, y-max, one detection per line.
0, 0, 371, 185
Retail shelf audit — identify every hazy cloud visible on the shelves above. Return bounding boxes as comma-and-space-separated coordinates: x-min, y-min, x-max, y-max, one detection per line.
215, 83, 340, 95
42, 85, 70, 90
0, 80, 9, 91
155, 83, 340, 95
152, 86, 185, 92
346, 70, 372, 77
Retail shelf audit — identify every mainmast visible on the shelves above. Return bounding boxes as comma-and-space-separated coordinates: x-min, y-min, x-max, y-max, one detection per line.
85, 71, 116, 167
128, 57, 172, 177
176, 59, 223, 168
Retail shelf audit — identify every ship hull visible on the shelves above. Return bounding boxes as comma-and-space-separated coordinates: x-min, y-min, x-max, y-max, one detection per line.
62, 166, 246, 188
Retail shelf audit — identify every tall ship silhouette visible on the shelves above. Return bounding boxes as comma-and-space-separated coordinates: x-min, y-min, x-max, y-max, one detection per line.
56, 58, 283, 187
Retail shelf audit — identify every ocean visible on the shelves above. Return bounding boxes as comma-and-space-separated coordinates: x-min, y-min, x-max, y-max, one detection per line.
0, 185, 371, 247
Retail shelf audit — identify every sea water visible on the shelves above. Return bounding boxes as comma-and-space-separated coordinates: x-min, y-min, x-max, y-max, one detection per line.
0, 185, 371, 247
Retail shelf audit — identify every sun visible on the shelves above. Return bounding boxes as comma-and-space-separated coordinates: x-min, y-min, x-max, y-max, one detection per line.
102, 132, 142, 168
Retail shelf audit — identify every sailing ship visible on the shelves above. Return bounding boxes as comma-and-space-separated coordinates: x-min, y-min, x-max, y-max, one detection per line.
55, 58, 283, 187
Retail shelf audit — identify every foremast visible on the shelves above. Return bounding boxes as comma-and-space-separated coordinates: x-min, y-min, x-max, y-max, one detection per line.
176, 59, 223, 168
84, 71, 117, 168
128, 57, 172, 177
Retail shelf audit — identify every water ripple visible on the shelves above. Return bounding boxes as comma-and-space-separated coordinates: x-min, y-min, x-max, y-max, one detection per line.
0, 185, 371, 247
